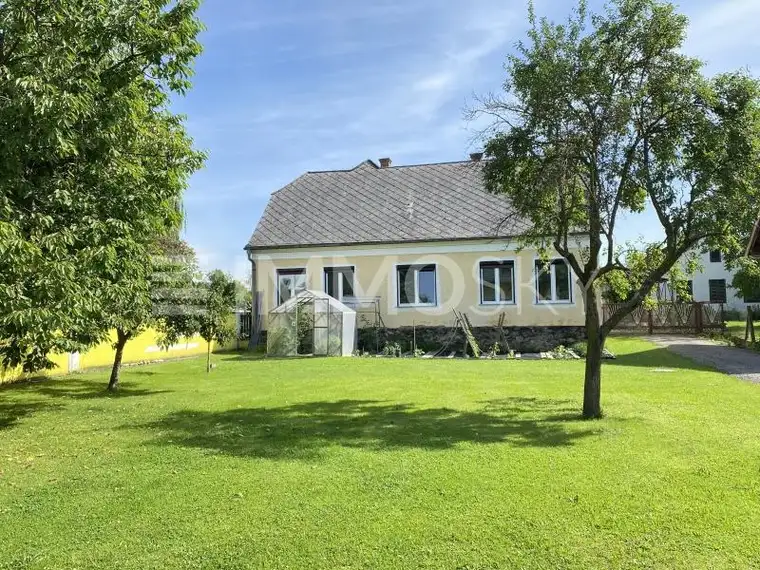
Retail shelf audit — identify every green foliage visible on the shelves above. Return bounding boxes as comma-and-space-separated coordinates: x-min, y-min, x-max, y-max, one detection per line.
198, 271, 237, 347
486, 342, 501, 359
472, 0, 760, 416
730, 257, 760, 301
234, 280, 253, 311
0, 0, 205, 372
571, 341, 588, 357
295, 302, 315, 355
549, 345, 580, 360
382, 342, 402, 358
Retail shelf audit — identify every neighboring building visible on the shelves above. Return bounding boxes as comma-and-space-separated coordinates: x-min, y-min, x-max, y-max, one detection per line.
668, 249, 758, 312
244, 156, 589, 352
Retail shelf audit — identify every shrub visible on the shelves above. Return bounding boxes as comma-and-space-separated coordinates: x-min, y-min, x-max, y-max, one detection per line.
724, 309, 742, 322
382, 342, 402, 358
549, 345, 580, 360
570, 341, 588, 357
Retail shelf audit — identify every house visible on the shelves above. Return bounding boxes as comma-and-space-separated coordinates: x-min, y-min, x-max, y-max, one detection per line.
662, 248, 758, 313
244, 156, 589, 353
685, 250, 749, 311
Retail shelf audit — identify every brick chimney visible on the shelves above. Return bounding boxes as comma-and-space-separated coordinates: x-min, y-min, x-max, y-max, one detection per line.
470, 152, 484, 162
379, 157, 392, 168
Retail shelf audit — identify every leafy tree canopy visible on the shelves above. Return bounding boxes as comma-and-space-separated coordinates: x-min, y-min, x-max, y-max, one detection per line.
0, 0, 205, 372
473, 0, 760, 417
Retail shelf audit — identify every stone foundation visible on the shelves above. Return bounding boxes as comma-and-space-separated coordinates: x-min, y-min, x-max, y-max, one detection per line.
358, 326, 587, 354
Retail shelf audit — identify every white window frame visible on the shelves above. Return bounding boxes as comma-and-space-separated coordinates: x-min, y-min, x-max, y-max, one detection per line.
275, 267, 306, 306
479, 260, 516, 305
394, 263, 438, 308
323, 265, 356, 301
534, 258, 574, 305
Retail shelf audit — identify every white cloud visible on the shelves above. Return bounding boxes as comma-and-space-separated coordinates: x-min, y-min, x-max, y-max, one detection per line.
685, 0, 760, 69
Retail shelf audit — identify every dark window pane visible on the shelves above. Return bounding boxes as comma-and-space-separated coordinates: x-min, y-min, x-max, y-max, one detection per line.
554, 261, 571, 301
536, 262, 552, 301
481, 266, 497, 303
709, 279, 727, 303
418, 266, 436, 304
342, 270, 354, 297
278, 279, 292, 304
499, 265, 514, 302
397, 265, 413, 305
745, 285, 760, 303
324, 269, 338, 298
709, 250, 722, 263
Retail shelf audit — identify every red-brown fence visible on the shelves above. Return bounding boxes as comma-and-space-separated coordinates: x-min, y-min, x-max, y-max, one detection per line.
602, 302, 726, 335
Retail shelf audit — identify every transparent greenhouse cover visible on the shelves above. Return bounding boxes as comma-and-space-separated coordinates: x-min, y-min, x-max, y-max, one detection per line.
270, 290, 356, 315
267, 290, 357, 357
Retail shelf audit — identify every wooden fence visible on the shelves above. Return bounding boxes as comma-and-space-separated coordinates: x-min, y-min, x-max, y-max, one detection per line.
602, 302, 726, 335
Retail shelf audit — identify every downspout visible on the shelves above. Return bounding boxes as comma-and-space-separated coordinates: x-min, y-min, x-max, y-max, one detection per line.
246, 247, 259, 350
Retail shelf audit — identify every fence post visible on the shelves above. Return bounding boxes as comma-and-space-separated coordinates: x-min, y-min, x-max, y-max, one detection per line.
695, 302, 704, 334
647, 310, 654, 335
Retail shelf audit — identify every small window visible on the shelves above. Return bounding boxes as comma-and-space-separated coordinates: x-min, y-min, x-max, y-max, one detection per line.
277, 268, 306, 305
324, 266, 355, 301
745, 291, 760, 304
397, 264, 437, 306
480, 261, 515, 304
535, 259, 573, 303
708, 279, 727, 304
709, 250, 722, 263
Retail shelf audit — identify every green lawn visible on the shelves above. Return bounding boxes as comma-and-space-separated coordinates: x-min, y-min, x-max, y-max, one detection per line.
2, 338, 760, 569
726, 320, 747, 337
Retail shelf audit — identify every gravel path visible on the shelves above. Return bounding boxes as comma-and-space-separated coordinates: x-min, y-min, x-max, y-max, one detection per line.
649, 335, 760, 384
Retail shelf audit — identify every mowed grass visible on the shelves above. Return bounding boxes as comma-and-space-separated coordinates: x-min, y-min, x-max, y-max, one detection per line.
2, 339, 760, 569
726, 320, 748, 337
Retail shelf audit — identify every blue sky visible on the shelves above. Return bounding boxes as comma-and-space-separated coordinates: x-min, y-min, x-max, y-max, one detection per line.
172, 0, 760, 280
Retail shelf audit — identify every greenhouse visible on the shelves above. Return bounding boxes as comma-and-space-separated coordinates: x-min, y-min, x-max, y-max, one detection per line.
267, 290, 357, 357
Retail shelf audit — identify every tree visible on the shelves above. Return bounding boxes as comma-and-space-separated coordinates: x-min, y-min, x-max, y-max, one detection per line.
105, 238, 200, 392
198, 271, 237, 373
0, 0, 204, 373
472, 0, 760, 417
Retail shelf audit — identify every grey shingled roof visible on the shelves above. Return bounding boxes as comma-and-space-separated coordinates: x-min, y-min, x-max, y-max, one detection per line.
246, 159, 529, 250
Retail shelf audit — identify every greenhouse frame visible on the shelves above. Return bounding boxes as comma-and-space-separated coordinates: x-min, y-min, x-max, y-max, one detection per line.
267, 290, 357, 357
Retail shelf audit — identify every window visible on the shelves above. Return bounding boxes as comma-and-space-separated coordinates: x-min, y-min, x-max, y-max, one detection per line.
709, 250, 722, 263
397, 264, 437, 306
535, 259, 572, 303
480, 261, 515, 304
745, 290, 760, 304
708, 279, 727, 303
324, 266, 355, 301
277, 268, 306, 305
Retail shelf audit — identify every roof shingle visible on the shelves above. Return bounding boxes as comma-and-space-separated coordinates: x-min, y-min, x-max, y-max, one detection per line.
246, 159, 529, 250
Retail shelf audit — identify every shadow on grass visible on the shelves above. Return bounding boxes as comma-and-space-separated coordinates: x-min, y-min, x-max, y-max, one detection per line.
1, 375, 171, 402
604, 345, 719, 372
0, 399, 64, 430
138, 397, 600, 460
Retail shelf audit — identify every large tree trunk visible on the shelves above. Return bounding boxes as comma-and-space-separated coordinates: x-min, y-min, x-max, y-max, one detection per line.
583, 287, 605, 419
108, 329, 130, 392
206, 340, 211, 373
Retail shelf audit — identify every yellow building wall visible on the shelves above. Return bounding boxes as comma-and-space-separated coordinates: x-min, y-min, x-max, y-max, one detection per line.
0, 328, 240, 384
252, 238, 590, 330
